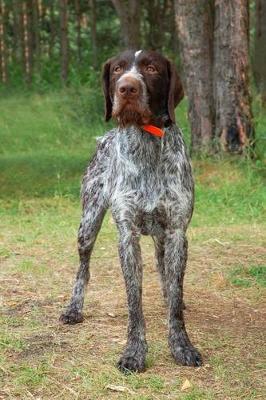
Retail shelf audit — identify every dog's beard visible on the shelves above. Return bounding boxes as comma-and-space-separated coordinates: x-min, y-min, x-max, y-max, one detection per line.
112, 101, 152, 127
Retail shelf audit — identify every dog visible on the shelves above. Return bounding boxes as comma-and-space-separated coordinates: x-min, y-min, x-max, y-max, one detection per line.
60, 50, 203, 373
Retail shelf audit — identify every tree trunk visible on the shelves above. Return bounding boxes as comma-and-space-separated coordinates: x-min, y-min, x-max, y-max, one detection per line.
49, 1, 56, 60
213, 0, 254, 152
144, 0, 167, 51
27, 0, 34, 82
253, 0, 266, 105
169, 0, 179, 56
0, 0, 8, 84
12, 0, 22, 65
111, 0, 141, 49
32, 0, 40, 68
175, 0, 254, 154
20, 1, 33, 84
175, 0, 215, 152
89, 0, 97, 68
59, 0, 69, 83
75, 0, 82, 63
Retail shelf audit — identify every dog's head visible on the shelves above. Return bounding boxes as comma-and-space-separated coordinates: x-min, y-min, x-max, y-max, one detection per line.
102, 50, 184, 127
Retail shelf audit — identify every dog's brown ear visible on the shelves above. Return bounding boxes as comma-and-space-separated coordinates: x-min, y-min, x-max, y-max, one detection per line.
102, 59, 113, 121
167, 61, 184, 123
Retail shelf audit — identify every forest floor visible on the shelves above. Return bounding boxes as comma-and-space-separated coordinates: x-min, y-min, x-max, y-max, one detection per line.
0, 90, 265, 399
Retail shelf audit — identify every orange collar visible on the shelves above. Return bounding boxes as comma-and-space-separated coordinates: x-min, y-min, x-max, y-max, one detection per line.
142, 124, 164, 138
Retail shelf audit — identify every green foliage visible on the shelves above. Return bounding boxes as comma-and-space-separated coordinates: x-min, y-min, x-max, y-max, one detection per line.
0, 0, 121, 89
0, 1, 181, 90
253, 95, 266, 161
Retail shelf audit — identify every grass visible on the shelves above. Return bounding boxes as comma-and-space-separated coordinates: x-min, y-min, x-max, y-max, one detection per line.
0, 87, 265, 399
228, 265, 266, 288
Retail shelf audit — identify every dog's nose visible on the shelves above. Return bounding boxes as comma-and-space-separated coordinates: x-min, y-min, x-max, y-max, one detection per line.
119, 84, 138, 95
117, 81, 140, 98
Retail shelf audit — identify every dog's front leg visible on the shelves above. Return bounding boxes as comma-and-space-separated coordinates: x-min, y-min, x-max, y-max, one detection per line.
165, 229, 202, 366
116, 221, 147, 373
152, 235, 168, 302
60, 194, 107, 325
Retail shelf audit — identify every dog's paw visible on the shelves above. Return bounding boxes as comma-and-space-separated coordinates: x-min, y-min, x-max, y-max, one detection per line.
169, 332, 202, 367
171, 345, 202, 367
117, 355, 146, 373
117, 341, 147, 373
59, 310, 84, 325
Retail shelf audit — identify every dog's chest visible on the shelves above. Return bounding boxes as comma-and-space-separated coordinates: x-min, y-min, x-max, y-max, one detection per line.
109, 127, 191, 214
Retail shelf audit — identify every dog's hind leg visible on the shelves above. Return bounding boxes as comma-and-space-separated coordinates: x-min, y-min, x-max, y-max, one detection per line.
165, 229, 202, 366
116, 220, 147, 373
59, 193, 107, 325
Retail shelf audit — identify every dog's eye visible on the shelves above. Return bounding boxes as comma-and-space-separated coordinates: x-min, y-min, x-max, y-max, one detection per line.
114, 66, 123, 73
146, 65, 156, 73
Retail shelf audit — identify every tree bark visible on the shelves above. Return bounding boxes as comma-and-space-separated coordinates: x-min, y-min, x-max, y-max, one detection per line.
49, 1, 56, 60
253, 0, 266, 105
111, 0, 141, 49
144, 0, 167, 51
20, 1, 33, 84
213, 0, 254, 152
0, 0, 8, 83
12, 0, 22, 65
175, 0, 254, 153
32, 0, 40, 68
27, 0, 34, 82
75, 0, 82, 63
169, 0, 179, 56
175, 0, 215, 152
89, 0, 97, 68
59, 0, 69, 83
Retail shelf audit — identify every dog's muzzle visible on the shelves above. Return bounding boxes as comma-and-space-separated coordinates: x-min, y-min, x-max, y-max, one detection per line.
117, 76, 141, 100
112, 72, 151, 126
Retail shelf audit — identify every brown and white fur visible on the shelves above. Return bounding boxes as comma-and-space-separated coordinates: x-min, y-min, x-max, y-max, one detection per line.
59, 50, 203, 373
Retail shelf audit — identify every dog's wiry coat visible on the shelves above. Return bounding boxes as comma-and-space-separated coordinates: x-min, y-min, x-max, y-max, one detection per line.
60, 50, 202, 372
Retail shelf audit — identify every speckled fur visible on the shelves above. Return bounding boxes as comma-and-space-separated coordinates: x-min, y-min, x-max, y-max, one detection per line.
60, 50, 202, 372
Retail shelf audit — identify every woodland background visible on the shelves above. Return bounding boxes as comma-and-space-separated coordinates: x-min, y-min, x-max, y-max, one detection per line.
0, 0, 265, 153
0, 1, 265, 400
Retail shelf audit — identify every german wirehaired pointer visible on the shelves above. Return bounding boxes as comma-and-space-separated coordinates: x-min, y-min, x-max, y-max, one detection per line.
60, 50, 203, 372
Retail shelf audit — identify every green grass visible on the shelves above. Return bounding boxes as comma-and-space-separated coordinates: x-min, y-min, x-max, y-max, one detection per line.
0, 88, 106, 154
229, 265, 266, 288
0, 88, 265, 399
13, 363, 49, 387
0, 332, 25, 352
0, 88, 107, 199
0, 88, 265, 227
